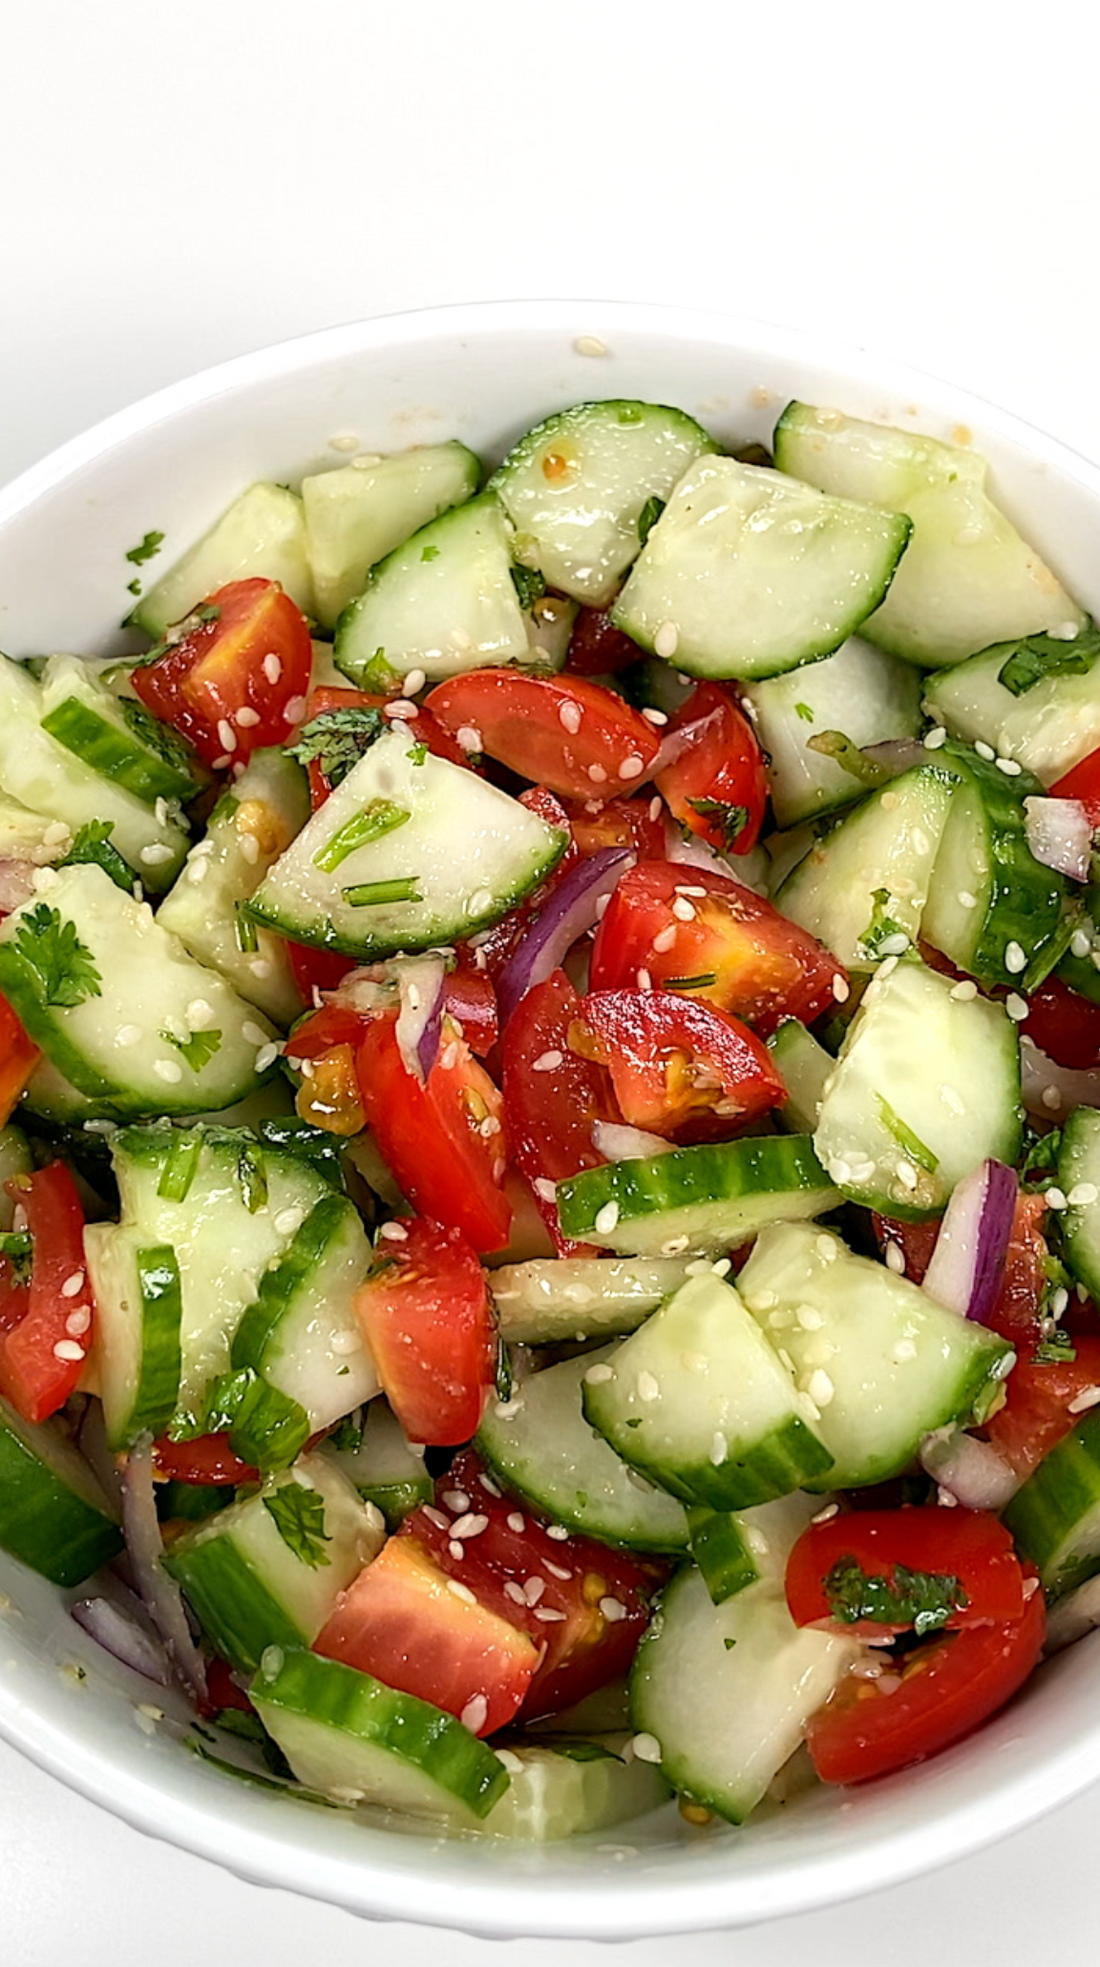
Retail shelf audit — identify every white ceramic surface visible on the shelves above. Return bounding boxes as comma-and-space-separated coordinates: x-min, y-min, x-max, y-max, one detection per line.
1, 299, 1099, 1939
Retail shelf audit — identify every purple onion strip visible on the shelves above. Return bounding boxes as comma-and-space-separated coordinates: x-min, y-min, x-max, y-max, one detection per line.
121, 1441, 208, 1707
72, 1594, 172, 1687
495, 847, 633, 1026
921, 1158, 1018, 1324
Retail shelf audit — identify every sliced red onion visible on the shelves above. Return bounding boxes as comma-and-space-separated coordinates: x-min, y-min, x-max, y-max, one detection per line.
1025, 796, 1092, 882
592, 1119, 675, 1161
71, 1594, 172, 1686
921, 1158, 1017, 1322
395, 954, 448, 1084
862, 737, 926, 776
121, 1441, 208, 1707
0, 859, 40, 912
331, 967, 396, 1016
660, 815, 769, 894
1021, 1036, 1100, 1120
1045, 1573, 1100, 1654
496, 847, 633, 1026
919, 1426, 1021, 1509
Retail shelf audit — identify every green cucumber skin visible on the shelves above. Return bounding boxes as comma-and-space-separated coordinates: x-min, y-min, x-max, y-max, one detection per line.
0, 1399, 122, 1587
251, 1647, 510, 1819
39, 696, 196, 806
125, 1245, 184, 1448
687, 1508, 760, 1605
230, 1191, 353, 1372
164, 1534, 310, 1675
1056, 1106, 1100, 1302
1002, 1411, 1100, 1596
555, 1134, 839, 1257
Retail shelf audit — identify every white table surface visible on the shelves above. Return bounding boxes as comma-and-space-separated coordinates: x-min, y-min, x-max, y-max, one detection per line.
4, 2, 1100, 1958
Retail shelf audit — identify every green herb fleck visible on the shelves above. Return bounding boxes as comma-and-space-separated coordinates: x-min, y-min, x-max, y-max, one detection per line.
794, 702, 815, 723
127, 578, 142, 597
511, 564, 547, 612
686, 797, 750, 850
1020, 1126, 1062, 1185
234, 901, 259, 954
358, 651, 401, 695
329, 1411, 365, 1453
172, 1366, 308, 1473
237, 1142, 268, 1213
10, 904, 101, 1007
161, 1027, 223, 1072
287, 705, 386, 788
723, 1636, 737, 1652
405, 739, 428, 767
824, 1554, 968, 1636
994, 622, 1100, 698
263, 1484, 332, 1569
875, 1095, 939, 1174
858, 888, 911, 961
663, 972, 718, 991
550, 1740, 621, 1764
806, 730, 889, 786
129, 603, 221, 669
59, 820, 134, 893
119, 696, 197, 778
313, 800, 411, 873
495, 1340, 513, 1403
637, 496, 665, 547
0, 1231, 33, 1285
420, 544, 441, 564
125, 530, 165, 567
342, 876, 422, 907
1034, 1334, 1077, 1364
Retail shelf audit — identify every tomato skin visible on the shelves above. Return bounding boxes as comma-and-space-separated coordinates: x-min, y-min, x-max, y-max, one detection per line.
0, 992, 39, 1124
565, 607, 643, 677
285, 940, 358, 1001
355, 1012, 512, 1253
1050, 747, 1100, 826
984, 1334, 1100, 1479
284, 1002, 370, 1062
805, 1583, 1045, 1785
1020, 975, 1100, 1070
314, 1532, 539, 1735
403, 1450, 658, 1718
871, 1214, 939, 1284
566, 794, 666, 861
132, 579, 312, 765
152, 1433, 259, 1485
353, 1217, 497, 1446
655, 684, 769, 857
590, 861, 847, 1037
501, 970, 614, 1255
425, 672, 661, 803
0, 1163, 95, 1424
575, 988, 786, 1141
785, 1508, 1028, 1637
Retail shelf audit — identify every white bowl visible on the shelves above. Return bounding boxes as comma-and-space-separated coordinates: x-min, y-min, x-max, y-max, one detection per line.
1, 299, 1099, 1939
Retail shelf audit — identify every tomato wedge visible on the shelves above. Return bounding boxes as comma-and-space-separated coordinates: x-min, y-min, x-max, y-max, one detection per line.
0, 1162, 95, 1424
353, 1216, 497, 1446
1050, 746, 1100, 826
314, 1532, 539, 1735
785, 1507, 1028, 1638
0, 992, 39, 1125
355, 1011, 511, 1253
984, 1333, 1100, 1479
590, 860, 847, 1036
403, 1449, 658, 1718
655, 683, 769, 856
565, 794, 666, 861
805, 1583, 1045, 1784
425, 672, 661, 803
132, 578, 312, 766
152, 1432, 259, 1486
565, 606, 643, 677
573, 988, 785, 1140
501, 969, 615, 1254
1020, 974, 1100, 1070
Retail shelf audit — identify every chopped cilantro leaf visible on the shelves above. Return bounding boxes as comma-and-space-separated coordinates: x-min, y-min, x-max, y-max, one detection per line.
0, 1231, 33, 1285
60, 820, 134, 893
510, 564, 547, 612
994, 622, 1100, 697
806, 730, 889, 786
286, 705, 386, 788
329, 1411, 365, 1453
405, 740, 428, 767
664, 972, 718, 991
858, 888, 911, 961
161, 1027, 223, 1072
794, 701, 815, 723
1020, 1126, 1062, 1184
824, 1554, 968, 1636
263, 1485, 332, 1569
119, 696, 197, 777
723, 1636, 737, 1651
420, 544, 440, 563
637, 496, 665, 547
875, 1095, 939, 1174
1035, 1334, 1077, 1363
125, 529, 165, 567
127, 578, 142, 597
237, 1142, 268, 1213
10, 904, 101, 1007
686, 797, 750, 850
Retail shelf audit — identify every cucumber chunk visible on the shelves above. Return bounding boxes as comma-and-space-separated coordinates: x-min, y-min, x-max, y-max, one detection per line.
0, 864, 279, 1118
812, 955, 1022, 1219
612, 458, 912, 680
250, 1647, 509, 1822
774, 403, 1085, 666
163, 1453, 384, 1674
490, 399, 715, 607
302, 441, 481, 630
478, 1734, 671, 1841
581, 1272, 833, 1510
246, 725, 567, 960
0, 1395, 123, 1587
1003, 1411, 1100, 1597
130, 482, 315, 637
39, 655, 202, 806
476, 1347, 691, 1553
319, 1400, 432, 1528
768, 1019, 833, 1134
629, 1564, 858, 1823
555, 1134, 839, 1259
489, 1255, 694, 1345
333, 495, 532, 686
741, 637, 924, 829
923, 632, 1100, 783
738, 1222, 1014, 1488
1057, 1106, 1100, 1300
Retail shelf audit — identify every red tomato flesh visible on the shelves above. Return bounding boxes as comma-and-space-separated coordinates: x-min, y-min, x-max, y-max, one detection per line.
352, 1217, 497, 1446
655, 683, 769, 857
132, 579, 312, 766
426, 672, 661, 803
1049, 746, 1100, 827
1019, 975, 1100, 1070
152, 1433, 259, 1486
590, 860, 847, 1037
984, 1334, 1100, 1479
500, 970, 614, 1255
0, 1162, 95, 1424
314, 1532, 540, 1735
0, 992, 39, 1125
785, 1507, 1028, 1638
573, 988, 786, 1140
565, 607, 643, 677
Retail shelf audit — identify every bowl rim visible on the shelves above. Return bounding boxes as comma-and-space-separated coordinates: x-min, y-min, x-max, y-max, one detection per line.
3, 296, 1100, 1938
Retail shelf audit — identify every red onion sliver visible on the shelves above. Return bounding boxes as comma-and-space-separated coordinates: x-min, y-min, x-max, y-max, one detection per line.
495, 847, 633, 1026
1025, 796, 1092, 882
72, 1594, 172, 1686
0, 859, 40, 913
121, 1441, 208, 1707
395, 954, 448, 1084
921, 1157, 1017, 1323
919, 1426, 1021, 1510
592, 1119, 674, 1161
862, 738, 926, 777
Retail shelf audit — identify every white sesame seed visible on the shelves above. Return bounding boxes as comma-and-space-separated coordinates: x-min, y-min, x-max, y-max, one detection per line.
594, 1201, 620, 1236
442, 1490, 470, 1514
544, 1560, 573, 1581
534, 1606, 567, 1622
1068, 1183, 1099, 1207
975, 740, 995, 761
957, 891, 978, 910
672, 896, 695, 921
284, 695, 307, 726
636, 967, 652, 990
884, 1241, 906, 1274
1004, 941, 1028, 974
401, 668, 426, 698
239, 833, 261, 866
996, 755, 1022, 776
583, 1363, 614, 1385
53, 1340, 85, 1363
637, 1370, 660, 1403
660, 1235, 690, 1256
712, 1257, 731, 1277
574, 335, 609, 357
533, 1049, 563, 1072
255, 1043, 280, 1072
949, 979, 978, 1001
447, 1580, 477, 1605
545, 1524, 569, 1540
1071, 929, 1093, 959
1005, 993, 1028, 1021
459, 1693, 488, 1736
619, 754, 645, 780
451, 1513, 489, 1541
923, 726, 947, 750
1046, 1187, 1069, 1211
534, 1178, 557, 1203
115, 1024, 143, 1047
466, 887, 492, 916
242, 1022, 268, 1046
153, 1059, 183, 1083
263, 653, 282, 685
504, 1580, 527, 1605
587, 764, 608, 784
61, 1271, 85, 1298
559, 700, 583, 735
1068, 1385, 1100, 1414
274, 1207, 305, 1235
599, 1596, 628, 1623
875, 932, 910, 958
812, 1501, 840, 1524
895, 1160, 918, 1191
642, 707, 668, 726
710, 1431, 728, 1466
506, 1512, 525, 1533
832, 975, 850, 1002
654, 623, 679, 660
631, 1731, 663, 1764
522, 1576, 546, 1605
455, 725, 482, 753
649, 796, 663, 822
186, 857, 209, 885
1042, 1086, 1063, 1111
140, 842, 175, 866
216, 719, 237, 753
65, 1306, 91, 1337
